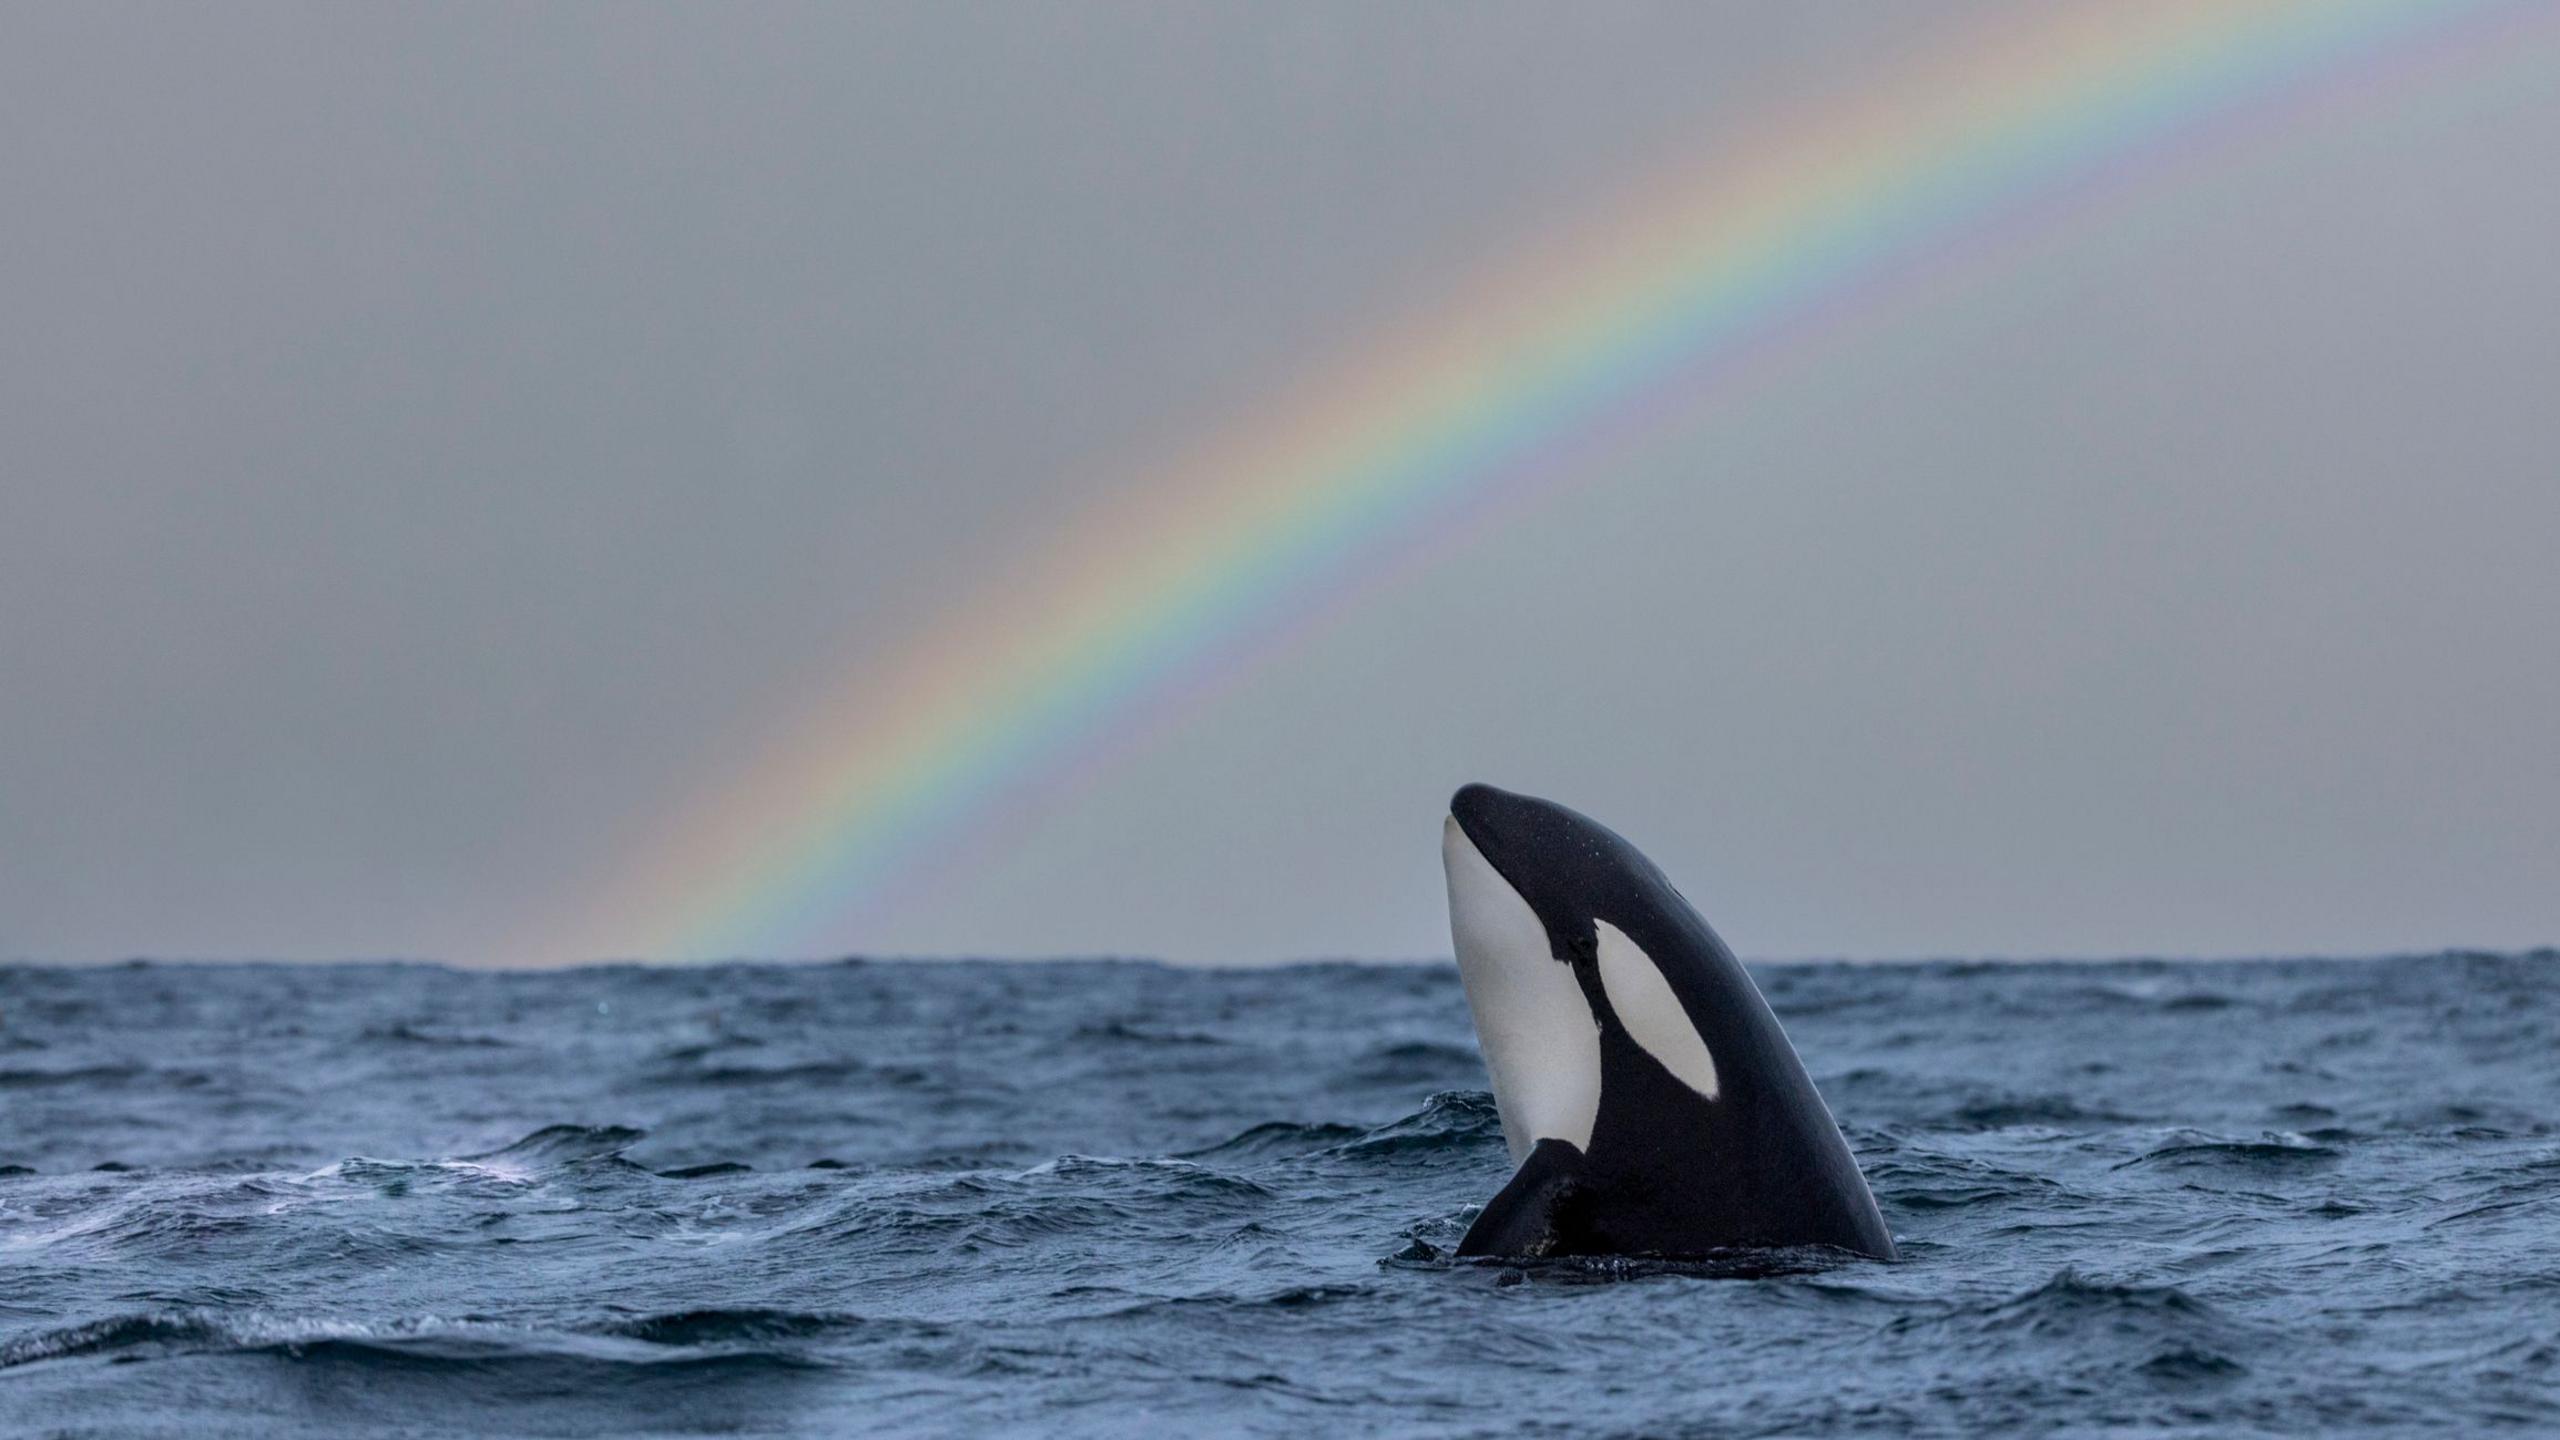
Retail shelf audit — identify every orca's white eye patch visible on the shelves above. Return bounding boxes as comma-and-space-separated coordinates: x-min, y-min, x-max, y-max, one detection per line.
1594, 921, 1720, 1100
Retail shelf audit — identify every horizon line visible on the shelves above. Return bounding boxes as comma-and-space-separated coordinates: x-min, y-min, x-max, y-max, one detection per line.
10, 947, 2553, 973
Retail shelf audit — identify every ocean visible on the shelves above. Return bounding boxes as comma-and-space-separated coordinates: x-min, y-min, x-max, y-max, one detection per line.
2, 953, 2555, 1437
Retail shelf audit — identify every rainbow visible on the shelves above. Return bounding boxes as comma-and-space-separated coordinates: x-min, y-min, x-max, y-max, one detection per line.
548, 0, 2524, 962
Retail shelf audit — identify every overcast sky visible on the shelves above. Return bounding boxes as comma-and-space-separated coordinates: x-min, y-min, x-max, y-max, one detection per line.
4, 2, 2556, 966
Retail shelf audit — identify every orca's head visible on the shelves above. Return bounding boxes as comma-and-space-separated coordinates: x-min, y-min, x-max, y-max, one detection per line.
1442, 783, 1722, 1163
1446, 783, 1628, 950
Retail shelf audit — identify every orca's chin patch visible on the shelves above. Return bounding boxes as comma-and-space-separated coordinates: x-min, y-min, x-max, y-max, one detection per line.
1443, 815, 1599, 1164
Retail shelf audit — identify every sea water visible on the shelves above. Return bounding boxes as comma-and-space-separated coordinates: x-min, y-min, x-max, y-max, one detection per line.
2, 954, 2555, 1436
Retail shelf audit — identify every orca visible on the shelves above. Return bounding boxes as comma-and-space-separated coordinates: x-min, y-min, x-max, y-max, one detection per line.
1442, 783, 1896, 1261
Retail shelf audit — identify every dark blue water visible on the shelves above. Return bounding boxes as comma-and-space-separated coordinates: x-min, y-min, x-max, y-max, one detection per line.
3, 954, 2556, 1437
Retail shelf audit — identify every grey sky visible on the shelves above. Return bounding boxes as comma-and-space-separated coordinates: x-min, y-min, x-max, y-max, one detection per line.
4, 2, 2556, 966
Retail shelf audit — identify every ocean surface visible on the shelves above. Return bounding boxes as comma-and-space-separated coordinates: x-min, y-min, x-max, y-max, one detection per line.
2, 954, 2556, 1437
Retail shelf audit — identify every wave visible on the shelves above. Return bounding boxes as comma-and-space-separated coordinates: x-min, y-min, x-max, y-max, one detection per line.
1342, 1039, 1482, 1085
0, 1312, 226, 1368
241, 1332, 822, 1379
1019, 1153, 1275, 1202
355, 1024, 511, 1048
660, 1058, 931, 1088
1885, 1270, 2263, 1382
0, 1308, 856, 1375
586, 1307, 888, 1346
1949, 1094, 2140, 1130
1320, 1090, 1501, 1159
655, 1033, 770, 1063
1174, 1120, 1367, 1161
654, 1161, 753, 1179
1081, 1282, 1379, 1322
462, 1124, 646, 1165
2064, 981, 2246, 1012
2114, 1134, 2342, 1171
1071, 1020, 1230, 1046
0, 1063, 149, 1088
1867, 1149, 2073, 1213
1970, 1270, 2223, 1332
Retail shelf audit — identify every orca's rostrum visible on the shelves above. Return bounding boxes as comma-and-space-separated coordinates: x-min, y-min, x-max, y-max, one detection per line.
1442, 783, 1896, 1261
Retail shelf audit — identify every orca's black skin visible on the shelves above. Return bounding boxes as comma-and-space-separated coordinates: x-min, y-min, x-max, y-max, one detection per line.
1450, 783, 1896, 1261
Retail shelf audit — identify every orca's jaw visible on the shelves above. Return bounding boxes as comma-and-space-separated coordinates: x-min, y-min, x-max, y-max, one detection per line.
1443, 815, 1600, 1163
